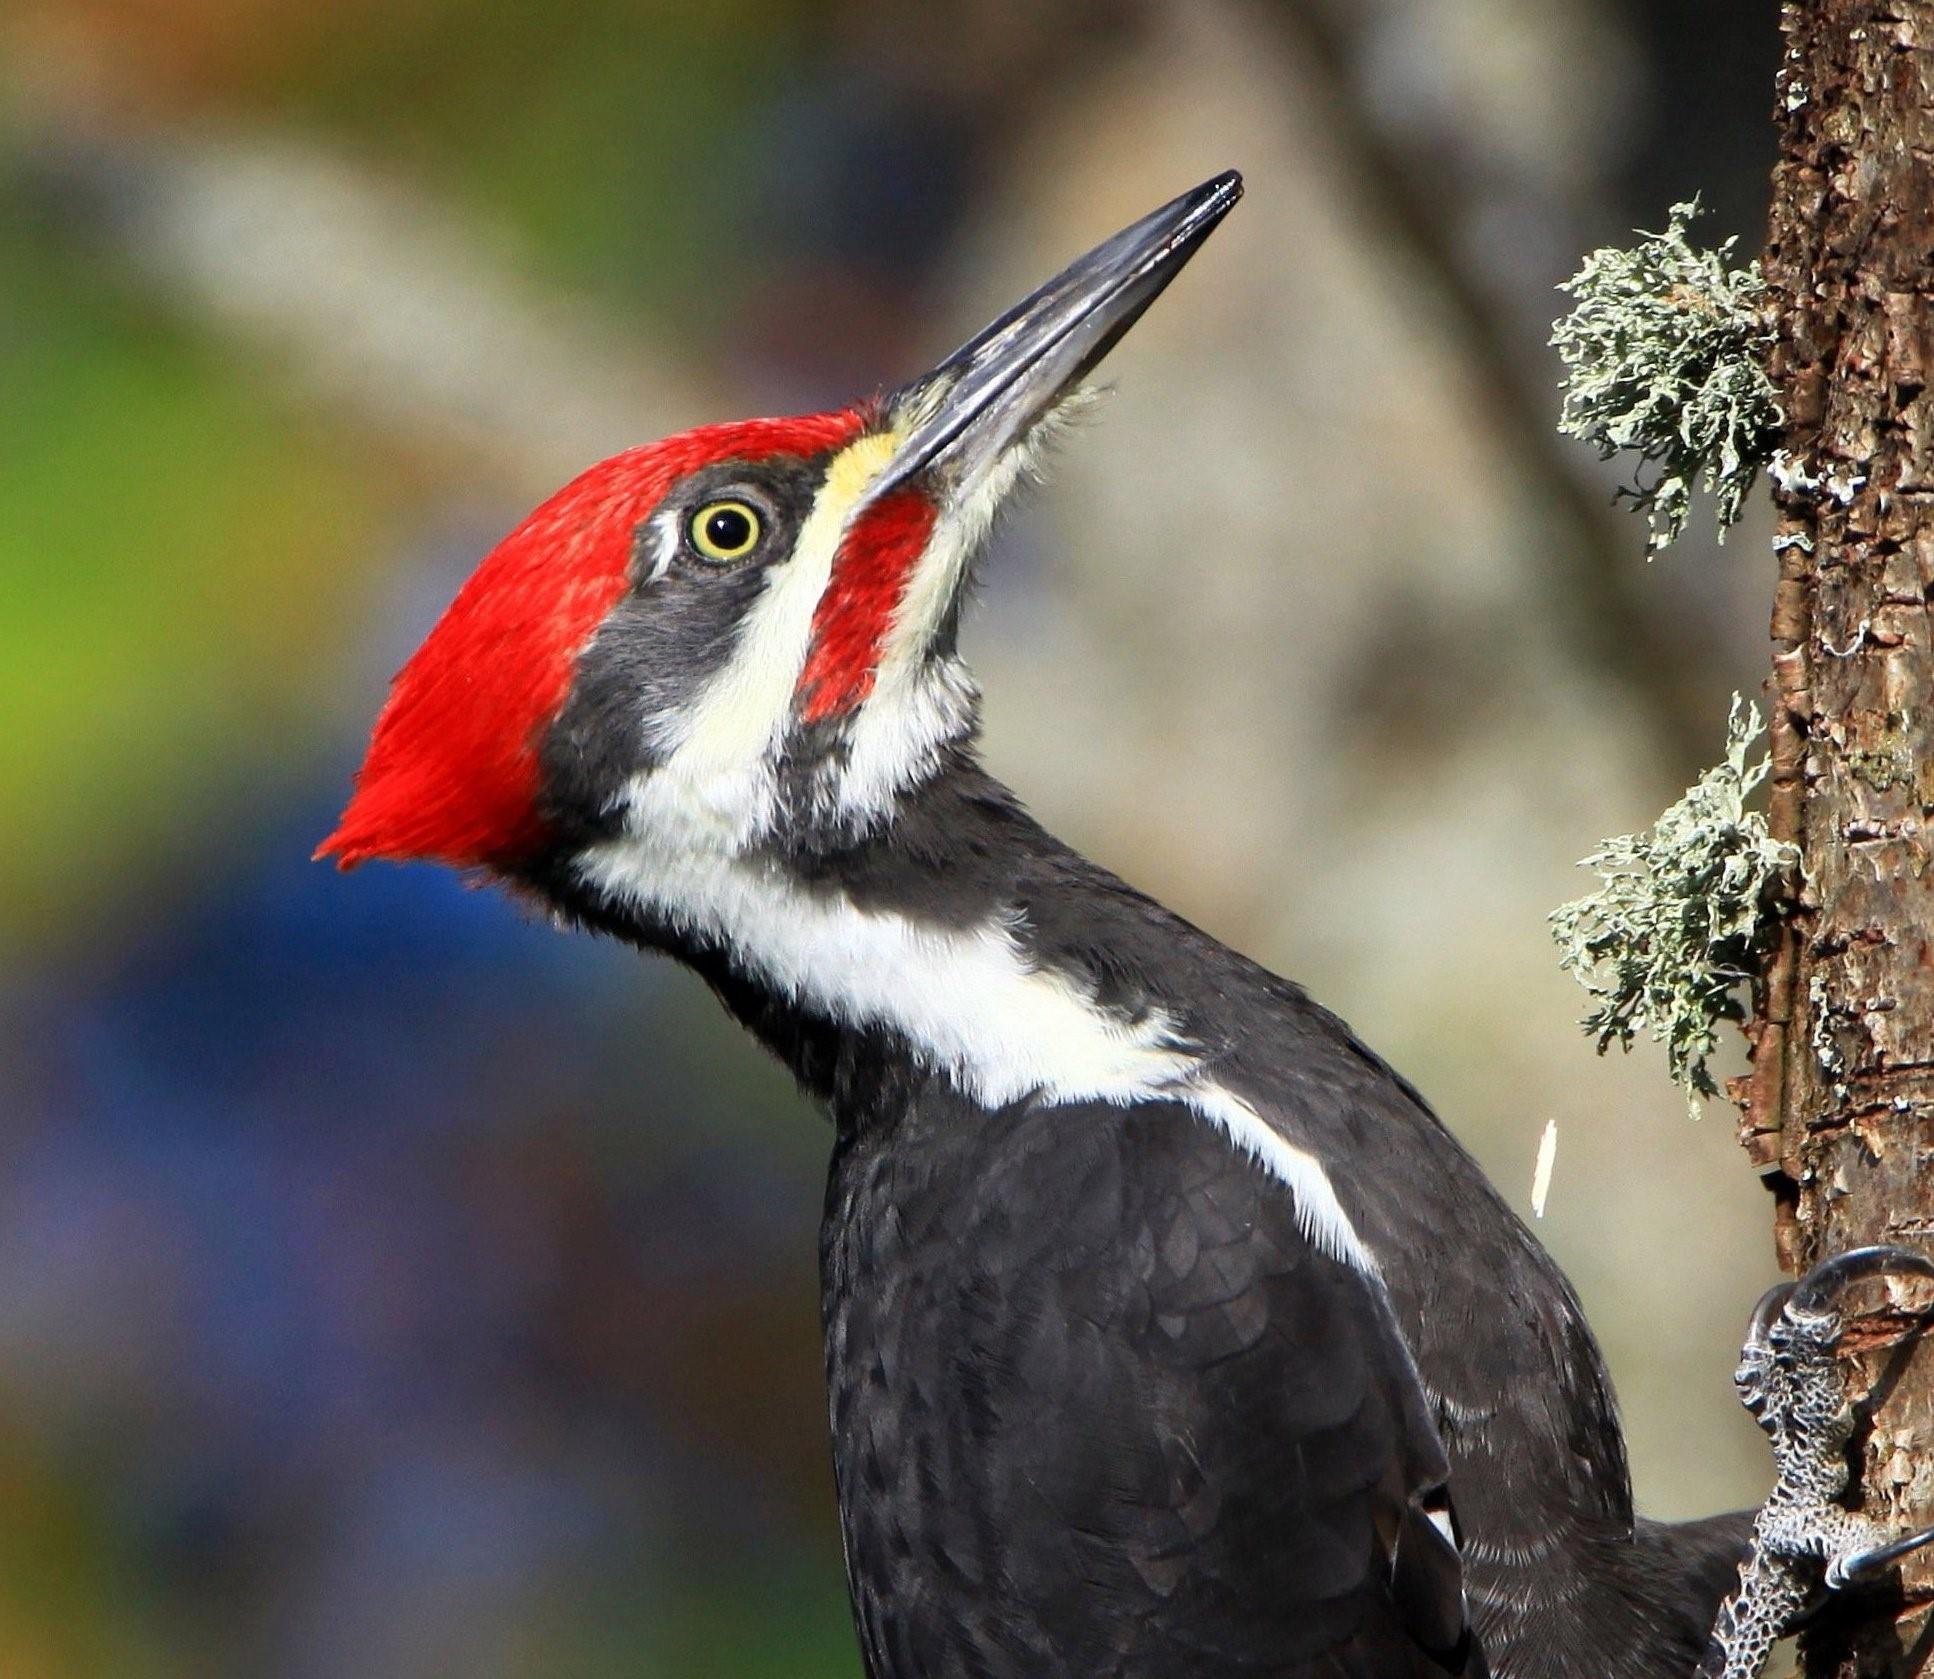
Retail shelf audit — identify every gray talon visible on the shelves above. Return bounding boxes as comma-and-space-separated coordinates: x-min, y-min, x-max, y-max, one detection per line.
1788, 1245, 1934, 1317
1831, 1524, 1934, 1588
1701, 1247, 1934, 1679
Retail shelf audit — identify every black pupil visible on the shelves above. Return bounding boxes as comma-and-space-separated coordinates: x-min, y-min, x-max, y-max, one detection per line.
704, 507, 753, 552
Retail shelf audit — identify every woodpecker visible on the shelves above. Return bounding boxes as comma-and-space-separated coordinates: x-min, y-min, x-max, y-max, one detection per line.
323, 174, 1931, 1679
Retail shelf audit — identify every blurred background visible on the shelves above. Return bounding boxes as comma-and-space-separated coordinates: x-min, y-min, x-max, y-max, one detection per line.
0, 1, 1791, 1673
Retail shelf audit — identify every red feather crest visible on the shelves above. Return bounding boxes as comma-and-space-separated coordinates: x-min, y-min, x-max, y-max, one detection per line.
318, 410, 865, 870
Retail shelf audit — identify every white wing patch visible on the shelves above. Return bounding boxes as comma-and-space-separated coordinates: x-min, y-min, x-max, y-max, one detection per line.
576, 840, 1377, 1276
1187, 1085, 1379, 1273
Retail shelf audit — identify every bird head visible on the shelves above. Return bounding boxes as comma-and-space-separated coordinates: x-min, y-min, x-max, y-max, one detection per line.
319, 171, 1241, 880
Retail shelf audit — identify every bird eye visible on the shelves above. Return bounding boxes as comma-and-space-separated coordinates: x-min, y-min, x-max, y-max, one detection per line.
689, 500, 763, 562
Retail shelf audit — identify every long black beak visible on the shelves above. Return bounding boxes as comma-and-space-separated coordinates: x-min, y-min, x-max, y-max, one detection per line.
869, 170, 1243, 505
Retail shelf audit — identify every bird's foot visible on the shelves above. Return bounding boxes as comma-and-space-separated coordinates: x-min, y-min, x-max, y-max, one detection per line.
1700, 1246, 1934, 1679
1829, 1525, 1934, 1590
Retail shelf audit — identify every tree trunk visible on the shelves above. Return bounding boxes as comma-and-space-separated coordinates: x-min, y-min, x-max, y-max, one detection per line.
1743, 3, 1934, 1674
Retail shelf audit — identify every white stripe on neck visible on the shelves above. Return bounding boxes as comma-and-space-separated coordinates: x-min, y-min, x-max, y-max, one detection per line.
575, 841, 1376, 1275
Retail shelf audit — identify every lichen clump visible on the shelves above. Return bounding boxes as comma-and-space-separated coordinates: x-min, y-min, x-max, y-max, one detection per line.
1550, 698, 1799, 1115
1552, 201, 1778, 554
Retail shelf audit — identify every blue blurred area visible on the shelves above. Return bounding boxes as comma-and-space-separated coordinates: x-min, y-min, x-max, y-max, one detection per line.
1, 764, 847, 1670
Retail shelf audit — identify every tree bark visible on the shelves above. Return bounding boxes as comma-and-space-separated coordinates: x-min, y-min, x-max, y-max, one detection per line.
1743, 3, 1934, 1674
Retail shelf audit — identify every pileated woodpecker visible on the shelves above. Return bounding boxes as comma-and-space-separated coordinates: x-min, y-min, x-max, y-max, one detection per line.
323, 174, 1932, 1679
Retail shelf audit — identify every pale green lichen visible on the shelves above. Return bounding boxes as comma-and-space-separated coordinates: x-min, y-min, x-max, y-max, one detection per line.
1808, 972, 1849, 1110
1552, 201, 1778, 554
1550, 697, 1799, 1115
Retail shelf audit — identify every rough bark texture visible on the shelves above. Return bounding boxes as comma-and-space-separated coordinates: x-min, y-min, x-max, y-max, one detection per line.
1744, 3, 1934, 1673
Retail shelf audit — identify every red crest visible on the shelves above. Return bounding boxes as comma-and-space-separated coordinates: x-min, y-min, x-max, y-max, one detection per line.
318, 411, 866, 870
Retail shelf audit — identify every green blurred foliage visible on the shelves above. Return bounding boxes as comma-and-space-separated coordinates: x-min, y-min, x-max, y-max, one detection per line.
0, 1429, 181, 1679
0, 0, 834, 948
550, 1562, 858, 1679
0, 215, 392, 949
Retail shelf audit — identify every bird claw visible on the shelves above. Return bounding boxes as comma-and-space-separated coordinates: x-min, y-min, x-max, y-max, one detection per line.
1828, 1523, 1934, 1590
1787, 1244, 1934, 1320
1700, 1246, 1934, 1679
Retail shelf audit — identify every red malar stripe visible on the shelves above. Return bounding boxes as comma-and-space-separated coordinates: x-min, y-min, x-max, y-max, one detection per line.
797, 490, 938, 724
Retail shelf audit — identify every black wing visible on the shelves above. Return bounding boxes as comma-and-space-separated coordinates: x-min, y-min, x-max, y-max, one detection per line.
824, 1092, 1485, 1679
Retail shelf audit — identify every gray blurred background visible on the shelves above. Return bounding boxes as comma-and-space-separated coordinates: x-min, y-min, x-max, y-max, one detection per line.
0, 2, 1785, 1673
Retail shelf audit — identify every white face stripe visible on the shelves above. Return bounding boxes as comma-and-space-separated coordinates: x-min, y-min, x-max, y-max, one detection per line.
873, 445, 1021, 695
576, 840, 1377, 1276
631, 404, 1080, 845
829, 398, 1096, 827
827, 655, 978, 827
827, 444, 1027, 825
662, 431, 900, 774
629, 431, 903, 848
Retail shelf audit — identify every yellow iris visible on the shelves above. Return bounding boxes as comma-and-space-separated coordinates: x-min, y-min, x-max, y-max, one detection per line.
689, 500, 763, 562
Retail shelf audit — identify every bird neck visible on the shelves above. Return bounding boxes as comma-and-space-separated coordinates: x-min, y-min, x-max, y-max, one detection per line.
535, 763, 1209, 1121
531, 758, 1397, 1278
